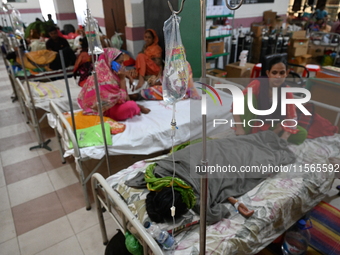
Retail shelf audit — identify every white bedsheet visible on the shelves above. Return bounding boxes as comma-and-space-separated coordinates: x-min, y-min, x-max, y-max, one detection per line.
58, 88, 234, 159
31, 77, 81, 112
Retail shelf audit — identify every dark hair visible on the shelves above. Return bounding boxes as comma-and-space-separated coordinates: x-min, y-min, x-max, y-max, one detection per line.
338, 12, 340, 20
146, 188, 188, 223
145, 30, 155, 40
48, 26, 57, 33
267, 56, 288, 72
80, 37, 88, 50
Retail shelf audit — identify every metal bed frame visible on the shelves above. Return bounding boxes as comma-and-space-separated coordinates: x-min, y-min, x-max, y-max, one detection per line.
49, 100, 105, 210
90, 76, 340, 255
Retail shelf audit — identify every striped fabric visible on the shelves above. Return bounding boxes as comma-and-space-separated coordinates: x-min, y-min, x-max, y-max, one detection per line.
29, 81, 64, 99
309, 201, 340, 254
257, 201, 340, 255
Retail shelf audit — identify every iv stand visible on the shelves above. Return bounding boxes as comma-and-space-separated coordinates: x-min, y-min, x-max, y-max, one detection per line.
199, 1, 244, 254
5, 4, 51, 151
86, 8, 112, 176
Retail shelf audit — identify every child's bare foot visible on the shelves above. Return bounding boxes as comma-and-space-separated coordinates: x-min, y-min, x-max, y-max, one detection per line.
138, 105, 150, 114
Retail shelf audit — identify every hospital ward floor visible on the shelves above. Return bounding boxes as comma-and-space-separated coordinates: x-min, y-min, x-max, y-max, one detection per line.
0, 58, 340, 255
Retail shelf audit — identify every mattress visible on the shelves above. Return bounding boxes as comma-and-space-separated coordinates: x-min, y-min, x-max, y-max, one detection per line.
105, 134, 340, 254
54, 86, 235, 158
28, 77, 81, 112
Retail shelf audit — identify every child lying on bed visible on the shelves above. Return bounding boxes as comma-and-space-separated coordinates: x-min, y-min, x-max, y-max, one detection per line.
125, 130, 296, 224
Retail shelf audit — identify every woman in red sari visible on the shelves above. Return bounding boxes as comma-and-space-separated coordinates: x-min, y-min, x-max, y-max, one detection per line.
232, 56, 307, 145
135, 29, 163, 89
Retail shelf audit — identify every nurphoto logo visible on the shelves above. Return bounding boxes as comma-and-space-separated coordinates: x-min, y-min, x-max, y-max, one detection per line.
199, 83, 312, 128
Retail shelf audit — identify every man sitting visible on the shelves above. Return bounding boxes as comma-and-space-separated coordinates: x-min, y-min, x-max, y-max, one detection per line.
46, 26, 76, 70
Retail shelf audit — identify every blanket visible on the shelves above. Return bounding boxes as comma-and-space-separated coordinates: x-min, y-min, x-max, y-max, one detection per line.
126, 131, 296, 224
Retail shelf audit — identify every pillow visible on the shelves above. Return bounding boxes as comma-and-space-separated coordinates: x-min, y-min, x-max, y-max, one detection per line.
29, 81, 64, 99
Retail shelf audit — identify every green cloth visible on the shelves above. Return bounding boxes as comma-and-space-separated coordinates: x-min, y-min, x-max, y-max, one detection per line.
144, 163, 196, 209
240, 94, 307, 145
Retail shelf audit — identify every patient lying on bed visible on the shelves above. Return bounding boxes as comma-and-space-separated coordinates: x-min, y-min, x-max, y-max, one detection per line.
125, 130, 296, 224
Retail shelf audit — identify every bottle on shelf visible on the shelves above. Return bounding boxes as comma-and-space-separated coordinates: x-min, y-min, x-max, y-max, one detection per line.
281, 219, 312, 255
144, 221, 176, 250
260, 28, 269, 64
230, 29, 237, 64
243, 31, 253, 62
237, 24, 245, 60
275, 27, 283, 53
224, 18, 232, 35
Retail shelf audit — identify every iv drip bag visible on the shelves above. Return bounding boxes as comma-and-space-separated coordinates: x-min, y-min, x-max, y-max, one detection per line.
85, 15, 104, 55
162, 14, 189, 104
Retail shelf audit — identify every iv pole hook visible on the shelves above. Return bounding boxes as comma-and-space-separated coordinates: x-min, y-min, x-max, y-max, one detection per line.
225, 0, 244, 11
168, 0, 185, 15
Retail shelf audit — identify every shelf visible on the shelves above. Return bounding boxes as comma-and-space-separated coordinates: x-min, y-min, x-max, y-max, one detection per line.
206, 14, 233, 19
206, 52, 229, 60
206, 34, 231, 40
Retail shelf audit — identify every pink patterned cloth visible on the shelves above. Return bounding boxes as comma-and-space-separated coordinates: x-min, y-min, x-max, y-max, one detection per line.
77, 48, 128, 115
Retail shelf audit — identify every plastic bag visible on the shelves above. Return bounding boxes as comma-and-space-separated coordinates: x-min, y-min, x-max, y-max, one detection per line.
125, 231, 143, 255
69, 123, 112, 149
111, 33, 123, 49
162, 14, 189, 104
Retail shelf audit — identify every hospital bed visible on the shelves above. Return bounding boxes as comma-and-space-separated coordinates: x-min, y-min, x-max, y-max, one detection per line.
48, 86, 235, 210
15, 75, 81, 151
91, 136, 340, 255
89, 91, 340, 254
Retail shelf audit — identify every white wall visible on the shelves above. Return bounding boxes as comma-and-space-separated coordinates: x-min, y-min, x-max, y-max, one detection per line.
87, 0, 105, 34
234, 0, 290, 18
3, 0, 42, 25
124, 0, 144, 27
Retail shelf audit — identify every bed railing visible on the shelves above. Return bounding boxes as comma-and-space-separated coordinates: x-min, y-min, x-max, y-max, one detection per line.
49, 101, 105, 210
91, 173, 163, 255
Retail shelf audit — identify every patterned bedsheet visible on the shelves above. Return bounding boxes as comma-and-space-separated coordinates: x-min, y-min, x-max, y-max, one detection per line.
106, 134, 340, 255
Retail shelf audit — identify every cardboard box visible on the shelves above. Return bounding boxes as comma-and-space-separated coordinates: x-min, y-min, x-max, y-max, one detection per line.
289, 46, 308, 57
291, 31, 307, 39
251, 22, 265, 37
301, 54, 312, 64
288, 56, 306, 74
290, 38, 309, 48
207, 68, 227, 78
263, 10, 277, 25
308, 45, 324, 58
225, 62, 255, 78
207, 41, 224, 55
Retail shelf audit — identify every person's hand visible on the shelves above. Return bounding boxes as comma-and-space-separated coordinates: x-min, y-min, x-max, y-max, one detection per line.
235, 126, 246, 136
280, 131, 291, 140
273, 124, 283, 135
147, 75, 160, 86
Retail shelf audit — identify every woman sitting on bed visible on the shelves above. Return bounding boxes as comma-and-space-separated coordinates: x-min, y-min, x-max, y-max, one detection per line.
77, 48, 150, 121
233, 56, 307, 145
134, 29, 163, 90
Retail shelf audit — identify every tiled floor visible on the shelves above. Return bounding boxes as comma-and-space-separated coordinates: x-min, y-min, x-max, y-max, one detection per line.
0, 57, 340, 255
0, 58, 119, 255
